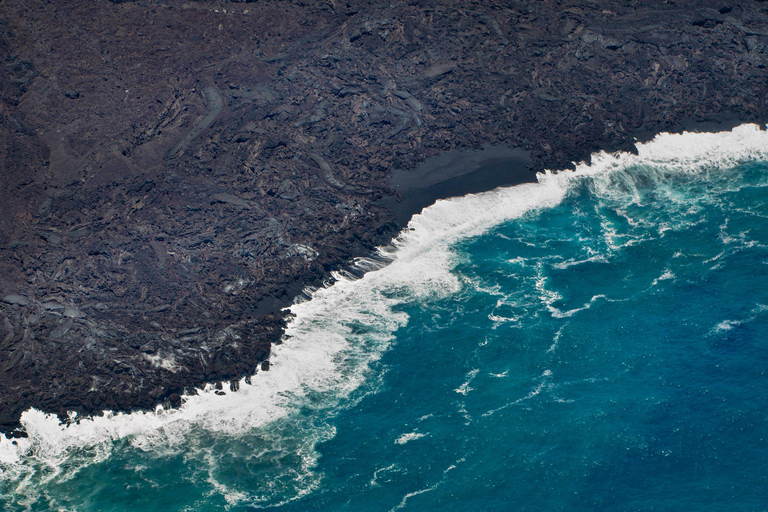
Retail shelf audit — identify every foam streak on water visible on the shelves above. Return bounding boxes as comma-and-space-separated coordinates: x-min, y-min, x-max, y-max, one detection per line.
2, 124, 768, 510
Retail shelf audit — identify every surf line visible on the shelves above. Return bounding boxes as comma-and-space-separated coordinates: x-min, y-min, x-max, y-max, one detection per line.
3, 123, 768, 476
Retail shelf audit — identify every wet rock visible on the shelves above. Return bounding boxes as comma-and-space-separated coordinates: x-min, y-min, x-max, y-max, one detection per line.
167, 393, 183, 408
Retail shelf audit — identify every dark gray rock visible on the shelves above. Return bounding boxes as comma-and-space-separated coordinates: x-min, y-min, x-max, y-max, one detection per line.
2, 295, 29, 306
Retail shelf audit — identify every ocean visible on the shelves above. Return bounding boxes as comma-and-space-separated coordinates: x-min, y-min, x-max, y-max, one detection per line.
2, 124, 768, 511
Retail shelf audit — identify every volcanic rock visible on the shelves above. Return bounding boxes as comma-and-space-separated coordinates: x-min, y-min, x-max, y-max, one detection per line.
0, 0, 767, 435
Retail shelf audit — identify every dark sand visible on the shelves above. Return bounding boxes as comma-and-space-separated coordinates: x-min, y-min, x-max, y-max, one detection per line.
382, 115, 764, 228
381, 145, 535, 226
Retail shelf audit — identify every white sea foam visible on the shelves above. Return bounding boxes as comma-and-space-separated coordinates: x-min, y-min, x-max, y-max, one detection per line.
454, 369, 479, 395
369, 463, 400, 487
482, 369, 554, 417
708, 303, 768, 336
552, 254, 608, 269
714, 319, 742, 332
548, 294, 606, 319
652, 270, 676, 286
394, 432, 428, 445
547, 326, 566, 353
390, 459, 462, 511
3, 123, 768, 505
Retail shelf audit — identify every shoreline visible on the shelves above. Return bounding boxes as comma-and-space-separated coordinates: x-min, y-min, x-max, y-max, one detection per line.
6, 123, 768, 512
3, 0, 768, 437
381, 113, 758, 229
3, 121, 766, 439
381, 145, 536, 226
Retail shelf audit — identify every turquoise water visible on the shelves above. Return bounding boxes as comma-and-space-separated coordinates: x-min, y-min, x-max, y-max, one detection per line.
3, 127, 768, 510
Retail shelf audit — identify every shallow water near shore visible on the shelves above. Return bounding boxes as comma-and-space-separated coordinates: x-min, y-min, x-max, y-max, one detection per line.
3, 125, 768, 510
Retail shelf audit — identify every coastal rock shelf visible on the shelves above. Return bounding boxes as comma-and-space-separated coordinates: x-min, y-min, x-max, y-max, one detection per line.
1, 0, 767, 435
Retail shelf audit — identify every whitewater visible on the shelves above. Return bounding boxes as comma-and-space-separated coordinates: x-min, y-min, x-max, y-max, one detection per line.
2, 124, 768, 511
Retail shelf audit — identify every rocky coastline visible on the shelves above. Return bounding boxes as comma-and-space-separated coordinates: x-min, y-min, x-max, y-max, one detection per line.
1, 0, 768, 436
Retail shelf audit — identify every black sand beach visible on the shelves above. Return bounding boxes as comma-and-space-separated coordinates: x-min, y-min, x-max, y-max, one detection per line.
383, 146, 535, 226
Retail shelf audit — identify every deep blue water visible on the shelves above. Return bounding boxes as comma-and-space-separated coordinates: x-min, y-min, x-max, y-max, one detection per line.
3, 128, 768, 511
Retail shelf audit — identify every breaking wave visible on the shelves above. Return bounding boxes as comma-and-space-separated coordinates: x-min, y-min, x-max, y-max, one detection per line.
2, 124, 768, 510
